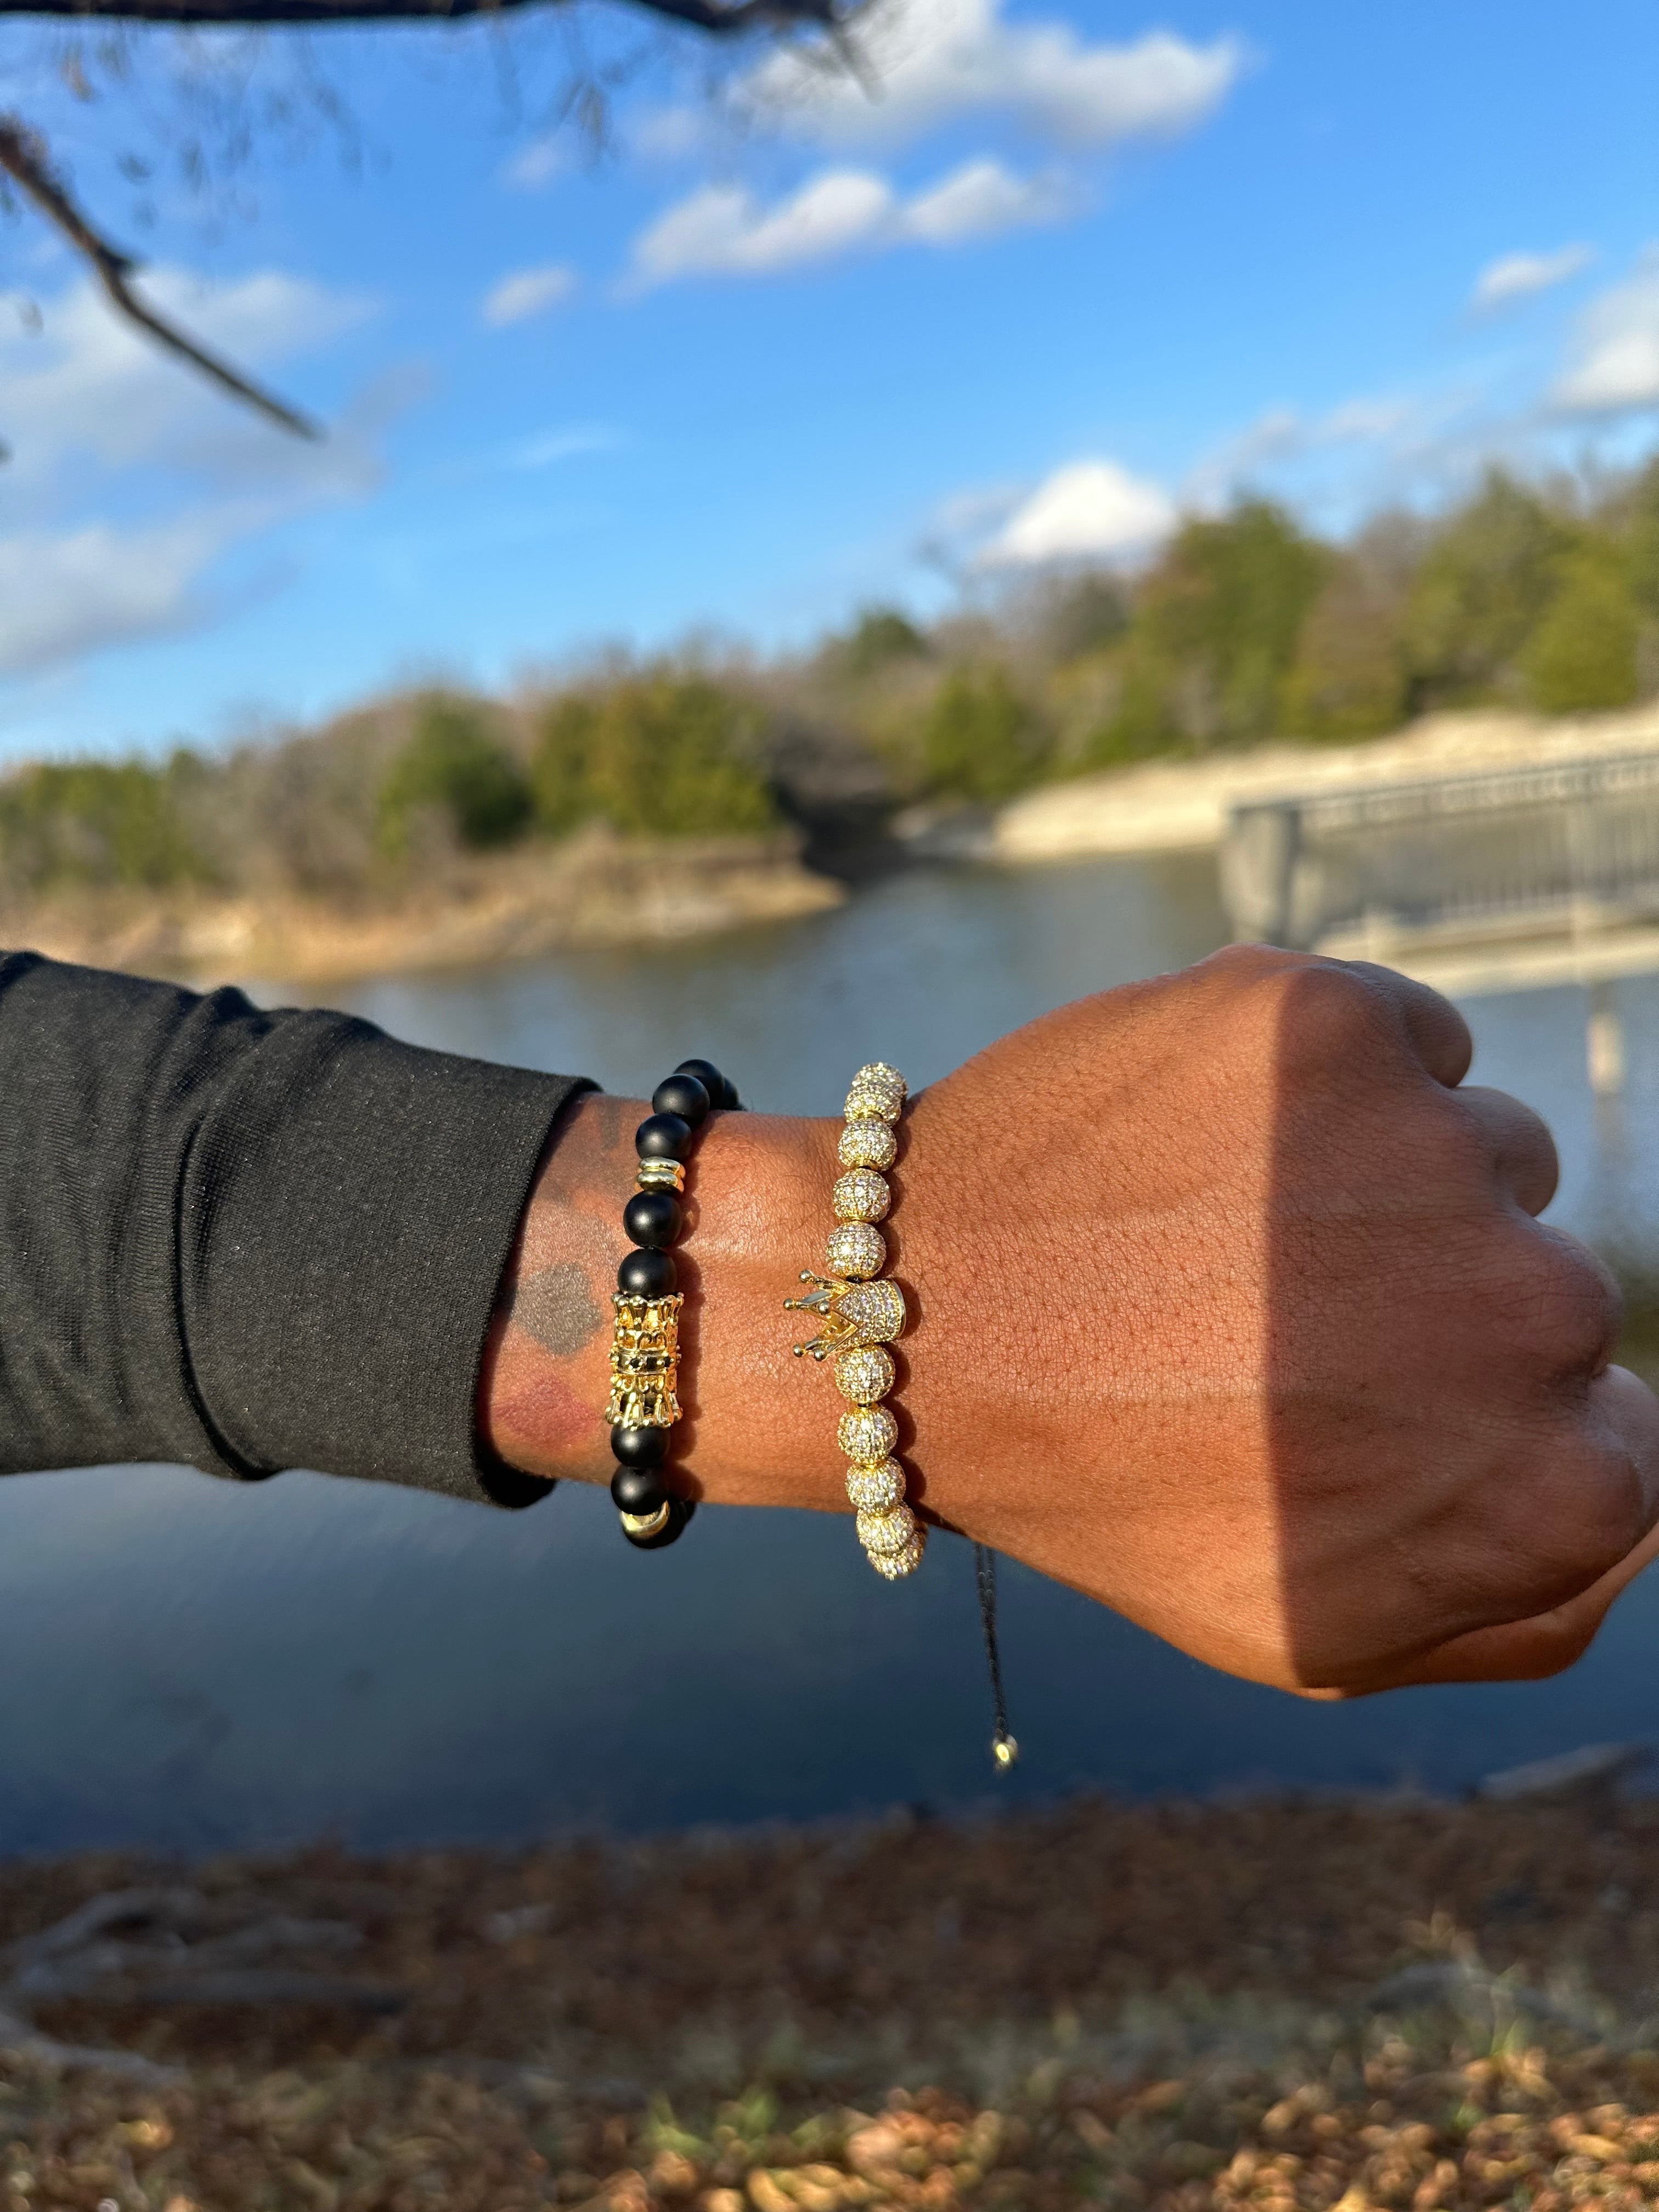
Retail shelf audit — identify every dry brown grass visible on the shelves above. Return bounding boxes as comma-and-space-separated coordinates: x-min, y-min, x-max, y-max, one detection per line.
2, 1797, 1657, 2210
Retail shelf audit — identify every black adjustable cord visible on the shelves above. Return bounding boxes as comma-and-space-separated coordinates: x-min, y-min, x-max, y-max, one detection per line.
974, 1541, 1018, 1770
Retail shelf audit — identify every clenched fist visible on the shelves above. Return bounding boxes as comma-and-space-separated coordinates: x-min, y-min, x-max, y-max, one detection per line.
484, 945, 1659, 1695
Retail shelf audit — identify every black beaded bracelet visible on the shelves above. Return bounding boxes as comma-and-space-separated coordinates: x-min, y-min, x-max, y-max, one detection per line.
606, 1057, 741, 1550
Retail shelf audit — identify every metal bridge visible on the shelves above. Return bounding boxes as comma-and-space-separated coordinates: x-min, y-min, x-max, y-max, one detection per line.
1222, 748, 1659, 997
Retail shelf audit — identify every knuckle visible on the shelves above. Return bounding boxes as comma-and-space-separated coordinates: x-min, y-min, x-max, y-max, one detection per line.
1510, 1438, 1646, 1607
1523, 1234, 1622, 1369
1270, 960, 1398, 1073
1197, 941, 1300, 993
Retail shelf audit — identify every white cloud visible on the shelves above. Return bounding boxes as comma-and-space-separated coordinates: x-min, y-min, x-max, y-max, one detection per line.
0, 266, 368, 492
1471, 244, 1594, 313
0, 266, 380, 678
0, 514, 241, 675
482, 264, 578, 327
904, 157, 1071, 242
503, 136, 568, 190
978, 458, 1175, 566
712, 0, 1244, 152
1553, 250, 1659, 413
1184, 394, 1416, 503
628, 156, 1062, 285
509, 426, 620, 469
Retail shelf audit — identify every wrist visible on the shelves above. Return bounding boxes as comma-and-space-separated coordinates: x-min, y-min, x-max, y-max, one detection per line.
480, 1092, 845, 1514
680, 1105, 845, 1511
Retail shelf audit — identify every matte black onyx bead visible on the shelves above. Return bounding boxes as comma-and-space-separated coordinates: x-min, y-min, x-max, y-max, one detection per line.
652, 1073, 710, 1127
635, 1111, 693, 1161
623, 1496, 696, 1551
611, 1421, 669, 1468
617, 1248, 677, 1297
610, 1463, 668, 1515
623, 1190, 681, 1249
674, 1059, 732, 1111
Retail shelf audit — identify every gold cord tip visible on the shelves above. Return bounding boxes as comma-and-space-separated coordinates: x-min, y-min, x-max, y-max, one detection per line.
992, 1734, 1019, 1772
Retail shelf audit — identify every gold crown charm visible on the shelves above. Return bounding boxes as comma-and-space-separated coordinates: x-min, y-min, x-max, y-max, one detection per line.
785, 1273, 906, 1361
605, 1293, 683, 1429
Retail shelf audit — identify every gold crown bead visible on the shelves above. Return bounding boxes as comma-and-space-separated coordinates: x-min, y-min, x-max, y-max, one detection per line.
844, 1062, 907, 1123
870, 1527, 926, 1578
834, 1345, 895, 1403
825, 1222, 884, 1280
844, 1457, 906, 1510
856, 1500, 917, 1556
838, 1119, 898, 1172
832, 1169, 890, 1224
838, 1404, 898, 1462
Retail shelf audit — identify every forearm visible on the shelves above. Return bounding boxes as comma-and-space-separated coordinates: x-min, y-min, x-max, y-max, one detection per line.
480, 1093, 850, 1513
0, 949, 584, 1498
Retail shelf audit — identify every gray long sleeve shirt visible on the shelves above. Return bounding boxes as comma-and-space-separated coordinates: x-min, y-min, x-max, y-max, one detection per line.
0, 951, 588, 1504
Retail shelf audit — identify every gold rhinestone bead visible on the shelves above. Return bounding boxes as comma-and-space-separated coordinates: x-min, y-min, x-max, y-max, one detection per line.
845, 1457, 906, 1510
832, 1169, 890, 1224
838, 1119, 898, 1172
838, 1404, 898, 1462
870, 1527, 926, 1578
837, 1278, 906, 1345
857, 1500, 916, 1556
834, 1345, 895, 1403
844, 1062, 906, 1123
826, 1222, 884, 1279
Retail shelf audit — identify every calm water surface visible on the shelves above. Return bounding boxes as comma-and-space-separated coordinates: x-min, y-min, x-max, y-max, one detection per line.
4, 852, 1659, 1856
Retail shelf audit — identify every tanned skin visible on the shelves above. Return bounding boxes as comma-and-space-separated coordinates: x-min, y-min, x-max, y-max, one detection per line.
481, 946, 1659, 1701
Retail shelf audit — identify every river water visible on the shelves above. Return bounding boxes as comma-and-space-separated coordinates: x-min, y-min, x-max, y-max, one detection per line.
5, 850, 1659, 1857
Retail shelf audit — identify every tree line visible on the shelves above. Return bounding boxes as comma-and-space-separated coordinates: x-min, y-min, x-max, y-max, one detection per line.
4, 456, 1659, 903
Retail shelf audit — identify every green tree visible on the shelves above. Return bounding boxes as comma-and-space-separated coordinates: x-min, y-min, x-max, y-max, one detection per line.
1523, 545, 1641, 715
1097, 500, 1328, 755
1624, 457, 1659, 621
378, 696, 533, 857
1042, 571, 1131, 662
530, 695, 601, 835
0, 753, 206, 890
573, 678, 777, 837
1280, 552, 1409, 740
921, 665, 1047, 802
1401, 470, 1574, 708
837, 606, 930, 682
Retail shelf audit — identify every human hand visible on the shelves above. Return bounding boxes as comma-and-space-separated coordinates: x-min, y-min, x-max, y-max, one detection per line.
894, 945, 1659, 1692
481, 946, 1659, 1694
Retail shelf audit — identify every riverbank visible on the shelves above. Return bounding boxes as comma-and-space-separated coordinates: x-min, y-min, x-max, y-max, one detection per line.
3, 1794, 1657, 2209
0, 830, 843, 988
994, 703, 1659, 864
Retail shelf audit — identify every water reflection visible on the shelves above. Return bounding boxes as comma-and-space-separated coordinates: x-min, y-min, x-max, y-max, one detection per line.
3, 853, 1657, 1857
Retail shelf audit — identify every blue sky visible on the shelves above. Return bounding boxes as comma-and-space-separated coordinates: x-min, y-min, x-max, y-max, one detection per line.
2, 0, 1658, 761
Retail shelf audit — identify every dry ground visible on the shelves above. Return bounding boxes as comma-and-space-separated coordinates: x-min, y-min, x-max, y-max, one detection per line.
2, 1797, 1658, 2210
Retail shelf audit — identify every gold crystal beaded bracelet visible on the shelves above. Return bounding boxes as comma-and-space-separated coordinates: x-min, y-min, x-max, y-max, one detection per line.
785, 1060, 923, 1579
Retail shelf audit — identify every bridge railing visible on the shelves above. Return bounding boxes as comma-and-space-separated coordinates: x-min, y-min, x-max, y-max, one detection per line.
1223, 750, 1659, 950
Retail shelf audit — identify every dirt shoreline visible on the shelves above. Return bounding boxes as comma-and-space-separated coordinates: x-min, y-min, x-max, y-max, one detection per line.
0, 830, 844, 990
1, 1795, 1656, 2209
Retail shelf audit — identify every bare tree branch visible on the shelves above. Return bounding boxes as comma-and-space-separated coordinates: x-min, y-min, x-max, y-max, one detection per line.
0, 111, 322, 441
0, 0, 842, 24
